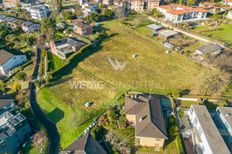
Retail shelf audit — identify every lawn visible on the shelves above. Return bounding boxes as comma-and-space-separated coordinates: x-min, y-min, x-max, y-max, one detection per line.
194, 24, 232, 45
47, 52, 65, 71
37, 68, 118, 148
37, 16, 226, 149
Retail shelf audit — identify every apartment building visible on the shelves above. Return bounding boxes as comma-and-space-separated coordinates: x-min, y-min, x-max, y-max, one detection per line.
157, 4, 208, 23
0, 95, 32, 154
2, 0, 19, 8
114, 0, 159, 12
29, 4, 50, 20
214, 107, 232, 151
188, 105, 230, 154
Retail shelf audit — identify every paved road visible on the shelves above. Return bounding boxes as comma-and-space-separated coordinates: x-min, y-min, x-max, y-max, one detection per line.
148, 16, 226, 48
29, 49, 60, 154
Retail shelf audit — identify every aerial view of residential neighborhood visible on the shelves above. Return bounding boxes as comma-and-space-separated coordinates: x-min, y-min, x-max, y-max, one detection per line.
0, 0, 232, 153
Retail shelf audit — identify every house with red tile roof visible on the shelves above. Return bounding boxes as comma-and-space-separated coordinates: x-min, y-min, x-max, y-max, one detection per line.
223, 0, 232, 6
157, 4, 208, 23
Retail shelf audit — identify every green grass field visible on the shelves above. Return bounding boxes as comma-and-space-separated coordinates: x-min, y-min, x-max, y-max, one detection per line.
37, 68, 118, 148
194, 24, 232, 45
47, 52, 65, 71
37, 17, 226, 149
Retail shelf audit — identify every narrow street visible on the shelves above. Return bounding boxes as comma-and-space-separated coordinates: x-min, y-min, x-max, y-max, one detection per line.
29, 49, 60, 154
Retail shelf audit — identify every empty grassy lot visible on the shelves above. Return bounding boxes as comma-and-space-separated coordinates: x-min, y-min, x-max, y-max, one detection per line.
78, 20, 223, 93
38, 68, 118, 148
37, 16, 226, 149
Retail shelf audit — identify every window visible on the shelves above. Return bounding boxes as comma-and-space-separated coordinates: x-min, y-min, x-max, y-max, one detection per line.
156, 138, 161, 141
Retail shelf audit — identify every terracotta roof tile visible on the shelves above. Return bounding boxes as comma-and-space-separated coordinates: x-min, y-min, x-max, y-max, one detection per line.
159, 4, 207, 15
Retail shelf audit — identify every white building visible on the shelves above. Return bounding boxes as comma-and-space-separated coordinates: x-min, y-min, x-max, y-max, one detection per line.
223, 0, 232, 6
214, 107, 232, 151
21, 21, 40, 33
81, 2, 99, 17
29, 4, 49, 20
188, 105, 230, 154
227, 11, 232, 19
0, 49, 27, 76
157, 4, 208, 23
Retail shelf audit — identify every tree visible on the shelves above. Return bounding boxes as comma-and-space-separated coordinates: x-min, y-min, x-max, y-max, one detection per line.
26, 36, 35, 47
153, 9, 164, 18
169, 125, 179, 136
187, 0, 196, 5
63, 11, 74, 20
0, 80, 5, 91
75, 7, 83, 18
178, 109, 184, 118
12, 82, 21, 91
55, 0, 63, 12
98, 3, 103, 10
16, 72, 27, 81
168, 115, 176, 125
86, 13, 100, 23
107, 109, 117, 123
103, 9, 113, 17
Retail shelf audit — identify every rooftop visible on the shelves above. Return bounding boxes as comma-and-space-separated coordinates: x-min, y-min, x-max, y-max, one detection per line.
217, 107, 232, 129
0, 49, 14, 66
147, 24, 163, 31
73, 20, 92, 29
191, 105, 230, 154
158, 29, 179, 38
125, 94, 168, 139
63, 132, 107, 154
197, 43, 223, 54
54, 38, 86, 54
159, 4, 207, 15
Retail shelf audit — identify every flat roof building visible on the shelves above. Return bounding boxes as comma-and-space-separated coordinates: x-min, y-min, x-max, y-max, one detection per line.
188, 105, 230, 154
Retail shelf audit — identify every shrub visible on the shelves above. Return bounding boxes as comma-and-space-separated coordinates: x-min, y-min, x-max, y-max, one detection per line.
169, 125, 179, 136
16, 72, 27, 81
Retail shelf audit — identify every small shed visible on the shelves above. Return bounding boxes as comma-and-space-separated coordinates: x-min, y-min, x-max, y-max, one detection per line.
158, 29, 179, 39
195, 43, 223, 56
147, 24, 163, 31
163, 41, 175, 49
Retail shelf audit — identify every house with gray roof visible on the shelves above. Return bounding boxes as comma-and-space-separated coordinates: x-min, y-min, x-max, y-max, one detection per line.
147, 24, 163, 31
188, 105, 230, 154
21, 21, 40, 33
158, 29, 179, 39
50, 38, 86, 60
125, 94, 168, 149
214, 107, 232, 151
0, 49, 27, 76
195, 43, 223, 56
61, 132, 107, 154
